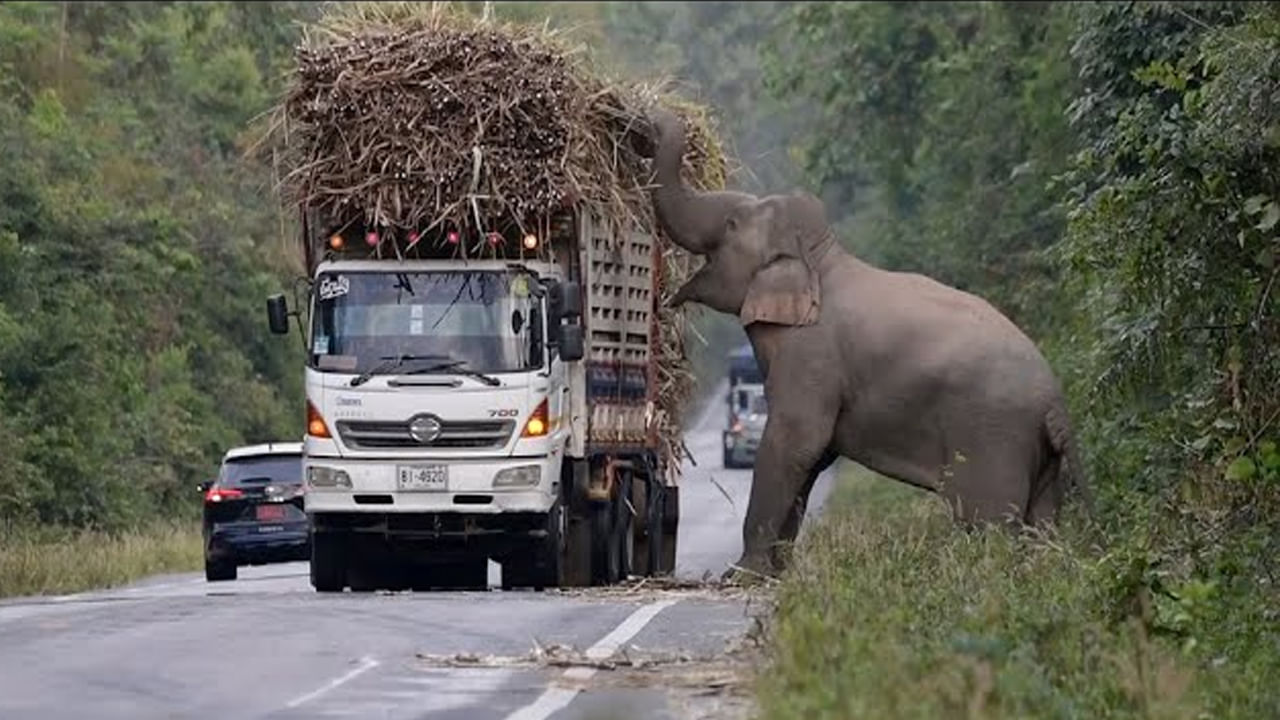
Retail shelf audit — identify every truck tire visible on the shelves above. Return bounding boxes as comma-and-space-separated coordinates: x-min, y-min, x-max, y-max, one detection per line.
503, 502, 566, 591
660, 485, 680, 575
311, 532, 346, 593
590, 500, 621, 586
630, 471, 653, 577
205, 557, 236, 583
615, 471, 635, 580
428, 557, 489, 591
562, 512, 593, 587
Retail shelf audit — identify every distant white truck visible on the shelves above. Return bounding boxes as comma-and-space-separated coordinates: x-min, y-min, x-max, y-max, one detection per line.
723, 383, 767, 470
266, 208, 680, 593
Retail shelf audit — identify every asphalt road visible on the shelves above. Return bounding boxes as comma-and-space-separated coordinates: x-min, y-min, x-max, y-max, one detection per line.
0, 385, 833, 720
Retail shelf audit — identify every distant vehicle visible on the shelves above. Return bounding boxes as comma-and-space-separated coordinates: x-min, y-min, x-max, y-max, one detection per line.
724, 383, 768, 469
723, 343, 767, 469
727, 342, 763, 386
199, 442, 308, 582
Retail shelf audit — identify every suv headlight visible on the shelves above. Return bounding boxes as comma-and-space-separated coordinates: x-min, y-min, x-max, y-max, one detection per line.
493, 465, 541, 488
308, 466, 352, 489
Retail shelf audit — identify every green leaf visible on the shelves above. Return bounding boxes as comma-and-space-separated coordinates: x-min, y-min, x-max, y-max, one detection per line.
1190, 434, 1214, 452
1257, 202, 1280, 232
1225, 457, 1257, 482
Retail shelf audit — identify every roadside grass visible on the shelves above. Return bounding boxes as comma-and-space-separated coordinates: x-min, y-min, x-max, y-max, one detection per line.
753, 464, 1261, 720
0, 522, 203, 599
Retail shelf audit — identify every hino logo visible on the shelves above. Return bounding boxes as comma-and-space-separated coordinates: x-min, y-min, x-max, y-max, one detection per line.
408, 415, 443, 444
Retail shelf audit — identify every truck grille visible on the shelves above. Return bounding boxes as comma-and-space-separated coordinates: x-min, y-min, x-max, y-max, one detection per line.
336, 419, 515, 450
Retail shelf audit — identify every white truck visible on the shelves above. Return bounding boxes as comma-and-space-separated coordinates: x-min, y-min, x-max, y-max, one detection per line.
266, 208, 680, 592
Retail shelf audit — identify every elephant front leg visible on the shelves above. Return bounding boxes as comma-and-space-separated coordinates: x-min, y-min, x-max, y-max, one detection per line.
733, 412, 835, 579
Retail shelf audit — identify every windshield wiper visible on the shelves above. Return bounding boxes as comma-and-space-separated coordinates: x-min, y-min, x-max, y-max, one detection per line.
402, 359, 501, 387
349, 354, 449, 387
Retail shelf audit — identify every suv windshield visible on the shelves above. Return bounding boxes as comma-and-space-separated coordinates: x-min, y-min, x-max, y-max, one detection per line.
309, 270, 542, 376
221, 455, 302, 487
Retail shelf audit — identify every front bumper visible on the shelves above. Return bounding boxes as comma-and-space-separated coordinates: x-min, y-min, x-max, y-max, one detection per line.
724, 431, 761, 457
303, 454, 560, 514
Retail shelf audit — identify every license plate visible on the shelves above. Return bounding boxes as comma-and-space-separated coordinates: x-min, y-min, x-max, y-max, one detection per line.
256, 504, 286, 522
397, 464, 448, 492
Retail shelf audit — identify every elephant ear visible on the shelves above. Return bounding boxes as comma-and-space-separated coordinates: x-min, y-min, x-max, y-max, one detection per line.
738, 196, 825, 327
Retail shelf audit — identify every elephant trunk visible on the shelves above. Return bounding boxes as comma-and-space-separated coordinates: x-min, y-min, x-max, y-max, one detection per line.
650, 109, 752, 255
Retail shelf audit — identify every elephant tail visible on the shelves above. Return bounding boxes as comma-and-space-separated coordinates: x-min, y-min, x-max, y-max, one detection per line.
1043, 400, 1091, 515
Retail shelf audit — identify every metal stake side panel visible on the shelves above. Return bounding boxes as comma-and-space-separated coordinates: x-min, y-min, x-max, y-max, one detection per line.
579, 210, 658, 457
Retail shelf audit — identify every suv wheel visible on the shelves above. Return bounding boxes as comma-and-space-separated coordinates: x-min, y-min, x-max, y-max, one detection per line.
205, 557, 236, 582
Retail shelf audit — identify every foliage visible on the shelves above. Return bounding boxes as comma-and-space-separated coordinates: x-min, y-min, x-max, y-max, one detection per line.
758, 466, 1279, 720
0, 2, 314, 531
0, 521, 202, 598
763, 1, 1078, 336
762, 1, 1280, 714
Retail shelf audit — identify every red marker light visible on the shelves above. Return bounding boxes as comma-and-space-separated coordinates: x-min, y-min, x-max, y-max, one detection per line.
407, 231, 421, 248
447, 231, 460, 245
487, 232, 502, 246
365, 231, 379, 247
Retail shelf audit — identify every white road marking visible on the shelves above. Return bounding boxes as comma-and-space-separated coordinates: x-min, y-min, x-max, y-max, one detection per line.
503, 598, 680, 720
285, 655, 381, 708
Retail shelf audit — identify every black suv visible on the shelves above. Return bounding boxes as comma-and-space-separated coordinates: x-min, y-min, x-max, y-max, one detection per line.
199, 442, 308, 582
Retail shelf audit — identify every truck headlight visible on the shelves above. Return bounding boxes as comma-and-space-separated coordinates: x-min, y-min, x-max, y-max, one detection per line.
493, 465, 541, 488
308, 466, 352, 489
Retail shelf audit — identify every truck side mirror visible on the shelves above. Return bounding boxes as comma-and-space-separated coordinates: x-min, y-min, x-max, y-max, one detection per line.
267, 294, 290, 335
557, 281, 582, 320
558, 323, 584, 362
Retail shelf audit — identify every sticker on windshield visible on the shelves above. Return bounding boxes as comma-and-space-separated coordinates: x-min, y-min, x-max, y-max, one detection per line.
410, 304, 424, 319
318, 276, 350, 300
313, 334, 329, 354
512, 275, 529, 298
410, 319, 424, 335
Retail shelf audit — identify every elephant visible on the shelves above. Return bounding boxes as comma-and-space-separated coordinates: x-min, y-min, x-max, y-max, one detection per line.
644, 108, 1088, 578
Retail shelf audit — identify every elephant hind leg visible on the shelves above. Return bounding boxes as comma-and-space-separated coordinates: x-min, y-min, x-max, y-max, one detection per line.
1025, 449, 1065, 527
940, 452, 1037, 528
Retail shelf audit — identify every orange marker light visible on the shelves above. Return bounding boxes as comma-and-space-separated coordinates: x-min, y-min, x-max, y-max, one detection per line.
522, 233, 538, 250
329, 234, 345, 250
522, 399, 549, 438
307, 401, 331, 438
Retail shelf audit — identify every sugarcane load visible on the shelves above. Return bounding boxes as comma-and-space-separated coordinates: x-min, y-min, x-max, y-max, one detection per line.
256, 3, 730, 592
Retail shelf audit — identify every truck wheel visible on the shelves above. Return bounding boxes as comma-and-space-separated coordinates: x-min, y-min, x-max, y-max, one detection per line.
311, 532, 346, 593
205, 557, 236, 583
503, 503, 566, 591
660, 485, 680, 575
615, 472, 635, 580
630, 472, 652, 577
436, 557, 489, 591
590, 501, 621, 586
562, 512, 593, 587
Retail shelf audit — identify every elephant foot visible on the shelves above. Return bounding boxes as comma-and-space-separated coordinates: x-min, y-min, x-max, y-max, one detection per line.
722, 552, 780, 585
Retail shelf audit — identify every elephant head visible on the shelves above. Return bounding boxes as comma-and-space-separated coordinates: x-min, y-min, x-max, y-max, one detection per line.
649, 108, 835, 327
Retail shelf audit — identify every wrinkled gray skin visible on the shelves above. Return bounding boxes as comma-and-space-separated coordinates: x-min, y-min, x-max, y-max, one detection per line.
646, 109, 1087, 578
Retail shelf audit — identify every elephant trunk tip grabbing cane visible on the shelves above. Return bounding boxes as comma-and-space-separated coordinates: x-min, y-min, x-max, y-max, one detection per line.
643, 107, 1089, 580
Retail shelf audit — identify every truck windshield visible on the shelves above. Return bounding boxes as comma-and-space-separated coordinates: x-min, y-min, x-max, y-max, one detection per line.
309, 270, 542, 375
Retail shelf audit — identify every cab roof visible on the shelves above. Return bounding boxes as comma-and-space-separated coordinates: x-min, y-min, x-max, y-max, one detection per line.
223, 442, 303, 462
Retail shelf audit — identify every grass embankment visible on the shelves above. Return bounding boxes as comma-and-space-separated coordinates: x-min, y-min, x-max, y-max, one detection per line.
755, 465, 1274, 720
0, 523, 203, 599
